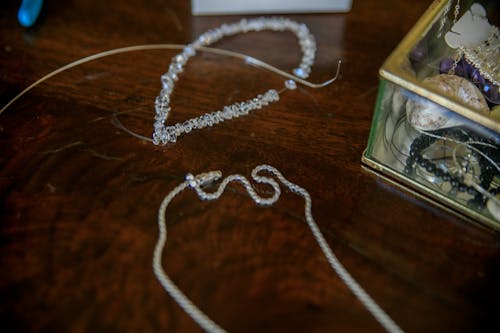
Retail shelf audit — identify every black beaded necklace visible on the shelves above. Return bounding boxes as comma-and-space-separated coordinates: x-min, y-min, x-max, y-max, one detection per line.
404, 127, 499, 208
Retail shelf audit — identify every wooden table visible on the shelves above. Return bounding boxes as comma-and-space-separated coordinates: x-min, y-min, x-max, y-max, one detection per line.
1, 0, 499, 332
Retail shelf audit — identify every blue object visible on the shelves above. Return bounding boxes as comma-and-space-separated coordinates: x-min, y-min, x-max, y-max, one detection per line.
293, 67, 306, 78
17, 0, 43, 28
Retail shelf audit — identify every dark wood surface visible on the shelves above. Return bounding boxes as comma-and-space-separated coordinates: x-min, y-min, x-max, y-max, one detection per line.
1, 0, 500, 332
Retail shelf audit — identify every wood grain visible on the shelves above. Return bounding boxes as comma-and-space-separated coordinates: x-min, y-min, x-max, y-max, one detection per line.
1, 0, 500, 332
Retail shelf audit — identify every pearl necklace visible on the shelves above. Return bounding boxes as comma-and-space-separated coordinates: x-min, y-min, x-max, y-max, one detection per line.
153, 164, 405, 333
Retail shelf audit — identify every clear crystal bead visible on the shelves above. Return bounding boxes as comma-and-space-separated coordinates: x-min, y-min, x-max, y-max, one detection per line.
285, 80, 297, 90
304, 54, 314, 63
197, 118, 206, 128
222, 107, 232, 119
164, 132, 172, 143
250, 98, 261, 109
169, 63, 182, 74
210, 114, 218, 124
153, 120, 163, 129
175, 123, 183, 135
165, 128, 177, 142
154, 111, 167, 121
183, 46, 195, 56
175, 54, 186, 64
155, 95, 169, 106
214, 111, 223, 123
302, 39, 314, 48
161, 75, 173, 90
152, 132, 161, 145
201, 115, 211, 126
168, 72, 178, 81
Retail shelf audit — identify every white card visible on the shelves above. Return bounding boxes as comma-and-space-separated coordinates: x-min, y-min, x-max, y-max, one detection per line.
191, 0, 352, 15
444, 3, 492, 49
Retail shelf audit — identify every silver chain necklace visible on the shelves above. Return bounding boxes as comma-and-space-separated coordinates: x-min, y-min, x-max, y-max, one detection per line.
153, 164, 405, 333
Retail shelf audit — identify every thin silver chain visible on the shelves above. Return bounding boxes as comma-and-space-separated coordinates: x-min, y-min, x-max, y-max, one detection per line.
447, 0, 462, 75
437, 0, 451, 38
437, 0, 460, 38
452, 0, 460, 25
153, 164, 404, 333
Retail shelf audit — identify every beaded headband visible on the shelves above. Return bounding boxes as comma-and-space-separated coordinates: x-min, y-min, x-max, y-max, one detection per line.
152, 17, 339, 145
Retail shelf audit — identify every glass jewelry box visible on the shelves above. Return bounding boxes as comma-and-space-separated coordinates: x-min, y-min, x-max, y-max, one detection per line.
362, 0, 500, 230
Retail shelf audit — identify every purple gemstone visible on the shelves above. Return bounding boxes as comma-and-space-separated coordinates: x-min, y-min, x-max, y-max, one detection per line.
455, 61, 466, 77
439, 58, 454, 73
462, 60, 474, 77
471, 69, 485, 85
410, 38, 428, 64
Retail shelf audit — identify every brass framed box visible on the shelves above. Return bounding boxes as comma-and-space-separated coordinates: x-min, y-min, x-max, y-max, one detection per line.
362, 0, 500, 230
